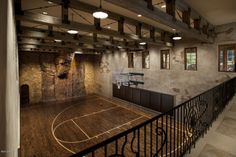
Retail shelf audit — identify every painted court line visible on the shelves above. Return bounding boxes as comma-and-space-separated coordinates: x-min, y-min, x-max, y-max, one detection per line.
53, 106, 118, 132
71, 119, 91, 139
99, 97, 152, 119
57, 116, 144, 144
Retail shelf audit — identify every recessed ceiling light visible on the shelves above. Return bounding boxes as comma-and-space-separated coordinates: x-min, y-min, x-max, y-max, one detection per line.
139, 42, 146, 45
42, 11, 48, 15
67, 30, 78, 34
137, 14, 142, 17
161, 5, 166, 8
172, 34, 182, 40
54, 39, 62, 42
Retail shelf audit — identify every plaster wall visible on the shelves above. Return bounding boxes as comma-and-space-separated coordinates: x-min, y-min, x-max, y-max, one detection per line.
94, 23, 236, 105
0, 0, 20, 156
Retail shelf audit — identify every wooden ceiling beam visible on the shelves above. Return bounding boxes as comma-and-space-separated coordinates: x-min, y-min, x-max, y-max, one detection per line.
18, 27, 145, 50
47, 0, 165, 34
175, 0, 213, 28
106, 0, 213, 43
136, 23, 142, 38
194, 18, 201, 32
17, 11, 167, 46
62, 0, 69, 24
182, 7, 191, 27
150, 27, 155, 42
118, 17, 124, 35
16, 11, 143, 41
166, 0, 176, 19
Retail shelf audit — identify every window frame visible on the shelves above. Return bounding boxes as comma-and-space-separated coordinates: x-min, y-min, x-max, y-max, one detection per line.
218, 44, 236, 72
184, 47, 197, 71
160, 49, 170, 70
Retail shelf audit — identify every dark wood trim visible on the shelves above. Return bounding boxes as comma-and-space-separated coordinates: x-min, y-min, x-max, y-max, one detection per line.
218, 44, 236, 72
184, 47, 197, 71
160, 49, 170, 70
128, 52, 134, 68
105, 0, 213, 42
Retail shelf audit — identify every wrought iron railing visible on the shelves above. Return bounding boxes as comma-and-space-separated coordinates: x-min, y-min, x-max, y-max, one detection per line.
71, 77, 236, 157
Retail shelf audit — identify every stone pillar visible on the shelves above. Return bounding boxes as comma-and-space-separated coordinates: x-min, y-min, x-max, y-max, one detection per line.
0, 0, 20, 157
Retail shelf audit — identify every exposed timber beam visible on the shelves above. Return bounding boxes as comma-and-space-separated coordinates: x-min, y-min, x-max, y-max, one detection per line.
61, 0, 69, 24
182, 7, 191, 27
194, 18, 201, 32
118, 17, 124, 35
136, 23, 142, 38
16, 11, 135, 40
166, 0, 176, 19
16, 11, 152, 42
16, 12, 166, 45
175, 0, 213, 29
19, 36, 145, 52
46, 0, 166, 34
18, 26, 146, 50
106, 0, 213, 42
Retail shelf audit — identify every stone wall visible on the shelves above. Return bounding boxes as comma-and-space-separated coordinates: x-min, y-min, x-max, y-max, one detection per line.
94, 23, 236, 105
19, 52, 95, 104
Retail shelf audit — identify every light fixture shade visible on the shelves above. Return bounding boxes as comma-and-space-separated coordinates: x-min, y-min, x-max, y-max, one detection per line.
67, 30, 78, 34
93, 9, 108, 19
172, 34, 182, 40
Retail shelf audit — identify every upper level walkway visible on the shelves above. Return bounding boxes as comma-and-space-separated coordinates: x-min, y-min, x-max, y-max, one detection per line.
186, 95, 236, 157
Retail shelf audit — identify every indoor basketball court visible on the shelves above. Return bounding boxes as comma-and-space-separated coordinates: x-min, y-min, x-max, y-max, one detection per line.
20, 95, 158, 156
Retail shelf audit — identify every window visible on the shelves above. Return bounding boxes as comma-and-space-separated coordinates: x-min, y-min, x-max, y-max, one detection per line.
185, 47, 197, 71
128, 52, 134, 68
161, 49, 170, 69
219, 44, 236, 72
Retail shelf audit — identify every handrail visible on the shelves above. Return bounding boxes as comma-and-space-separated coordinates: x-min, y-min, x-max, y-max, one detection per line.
71, 77, 236, 157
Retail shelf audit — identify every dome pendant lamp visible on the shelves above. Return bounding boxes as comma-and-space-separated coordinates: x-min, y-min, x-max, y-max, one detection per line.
93, 0, 108, 19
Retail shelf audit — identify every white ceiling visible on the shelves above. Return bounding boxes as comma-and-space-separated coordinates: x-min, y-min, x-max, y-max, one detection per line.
184, 0, 236, 26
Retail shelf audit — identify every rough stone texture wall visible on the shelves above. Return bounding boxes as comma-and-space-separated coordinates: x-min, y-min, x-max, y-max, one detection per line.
94, 23, 236, 105
20, 53, 42, 103
19, 52, 95, 104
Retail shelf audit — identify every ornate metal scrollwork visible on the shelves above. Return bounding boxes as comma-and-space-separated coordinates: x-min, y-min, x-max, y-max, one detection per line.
184, 99, 208, 138
153, 127, 167, 157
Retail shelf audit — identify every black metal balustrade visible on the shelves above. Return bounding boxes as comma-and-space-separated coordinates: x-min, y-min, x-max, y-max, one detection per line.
71, 77, 236, 157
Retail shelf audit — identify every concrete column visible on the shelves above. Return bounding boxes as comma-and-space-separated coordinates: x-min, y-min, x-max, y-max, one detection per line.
0, 0, 20, 157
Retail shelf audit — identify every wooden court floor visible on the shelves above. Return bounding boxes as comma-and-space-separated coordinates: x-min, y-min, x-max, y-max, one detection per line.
20, 95, 158, 157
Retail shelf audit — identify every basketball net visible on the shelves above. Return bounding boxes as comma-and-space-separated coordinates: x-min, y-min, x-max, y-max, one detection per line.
116, 80, 122, 89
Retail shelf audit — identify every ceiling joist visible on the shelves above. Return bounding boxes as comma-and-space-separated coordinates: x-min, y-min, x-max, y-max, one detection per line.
16, 11, 167, 45
18, 27, 146, 51
105, 0, 214, 43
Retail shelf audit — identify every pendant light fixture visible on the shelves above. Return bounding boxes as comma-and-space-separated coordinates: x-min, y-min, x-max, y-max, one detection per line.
172, 33, 182, 40
93, 0, 108, 19
67, 13, 78, 34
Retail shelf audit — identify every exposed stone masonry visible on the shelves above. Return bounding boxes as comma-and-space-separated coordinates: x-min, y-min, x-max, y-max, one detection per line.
20, 52, 95, 104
